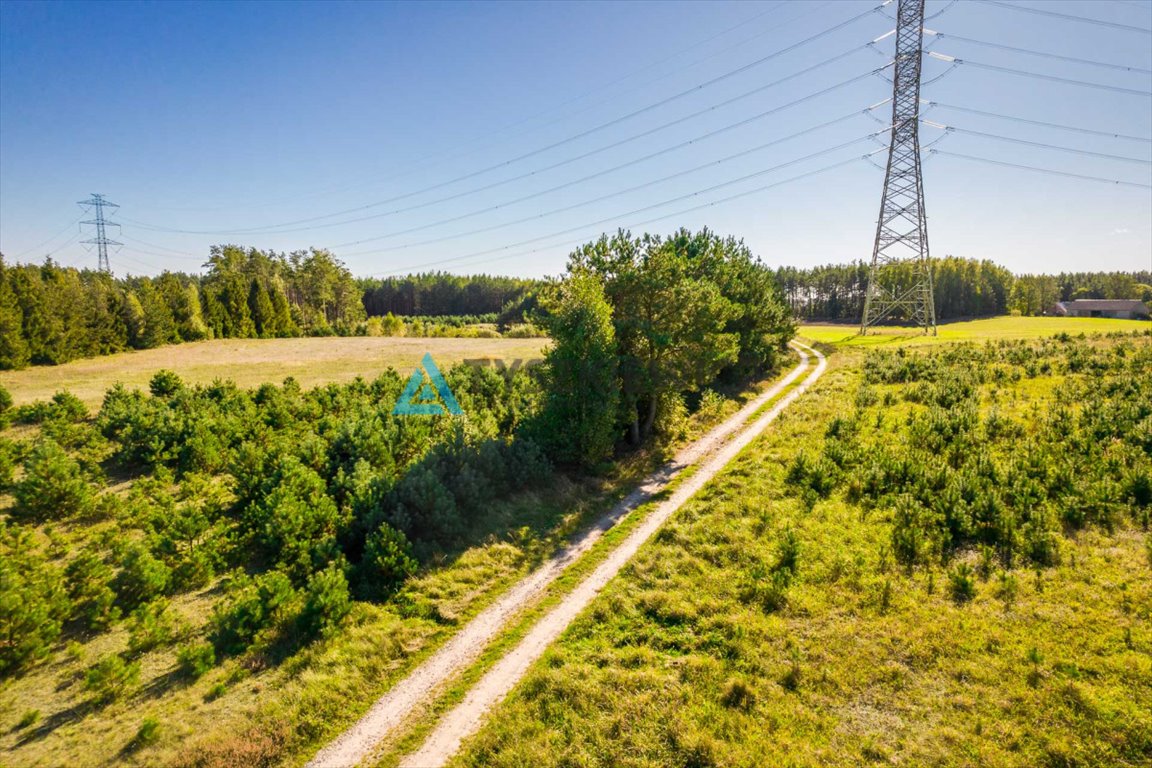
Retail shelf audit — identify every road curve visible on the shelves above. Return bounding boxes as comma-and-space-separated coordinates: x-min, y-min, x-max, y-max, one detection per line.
307, 342, 825, 768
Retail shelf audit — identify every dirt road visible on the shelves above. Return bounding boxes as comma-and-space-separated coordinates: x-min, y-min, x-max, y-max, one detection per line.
306, 342, 826, 768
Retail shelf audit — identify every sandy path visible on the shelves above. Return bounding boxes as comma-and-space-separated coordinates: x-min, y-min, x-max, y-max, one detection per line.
306, 343, 823, 768
398, 342, 826, 767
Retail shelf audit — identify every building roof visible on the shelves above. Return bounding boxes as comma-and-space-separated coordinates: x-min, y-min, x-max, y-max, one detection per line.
1057, 299, 1150, 312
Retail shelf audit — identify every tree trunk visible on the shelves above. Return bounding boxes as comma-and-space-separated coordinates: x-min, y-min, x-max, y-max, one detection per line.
641, 396, 658, 441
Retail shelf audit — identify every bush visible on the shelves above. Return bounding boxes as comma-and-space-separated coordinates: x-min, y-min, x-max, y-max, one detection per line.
12, 438, 93, 521
775, 528, 801, 576
149, 370, 184, 397
176, 641, 215, 679
297, 563, 351, 641
358, 523, 418, 600
49, 390, 88, 422
128, 717, 161, 751
210, 570, 296, 656
948, 563, 977, 604
84, 654, 140, 703
0, 437, 16, 491
115, 543, 171, 609
0, 527, 70, 676
65, 549, 120, 632
126, 600, 177, 656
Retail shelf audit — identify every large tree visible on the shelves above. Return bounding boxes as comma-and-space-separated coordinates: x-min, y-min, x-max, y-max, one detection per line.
570, 230, 742, 443
536, 271, 619, 467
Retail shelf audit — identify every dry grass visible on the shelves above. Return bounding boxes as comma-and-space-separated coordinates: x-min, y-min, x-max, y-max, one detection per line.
800, 315, 1150, 348
0, 336, 549, 407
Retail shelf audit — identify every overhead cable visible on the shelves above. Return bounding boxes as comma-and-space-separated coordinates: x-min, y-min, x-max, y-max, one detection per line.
976, 0, 1152, 35
926, 30, 1152, 74
123, 3, 887, 235
928, 52, 1152, 97
921, 120, 1152, 164
929, 149, 1152, 188
924, 102, 1152, 143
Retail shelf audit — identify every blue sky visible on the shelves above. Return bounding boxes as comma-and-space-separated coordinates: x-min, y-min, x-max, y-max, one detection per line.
1, 0, 1149, 279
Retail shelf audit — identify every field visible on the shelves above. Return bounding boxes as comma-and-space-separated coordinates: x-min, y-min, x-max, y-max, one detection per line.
800, 315, 1150, 347
448, 333, 1152, 767
0, 336, 549, 408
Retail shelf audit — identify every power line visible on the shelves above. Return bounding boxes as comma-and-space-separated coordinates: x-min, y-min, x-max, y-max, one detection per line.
976, 0, 1152, 35
929, 149, 1152, 188
123, 3, 887, 236
921, 121, 1152, 164
924, 102, 1152, 143
347, 133, 887, 263
6, 216, 83, 260
332, 112, 889, 253
45, 231, 84, 259
119, 233, 203, 260
131, 58, 886, 239
131, 1, 818, 215
926, 31, 1152, 74
928, 52, 1152, 97
368, 150, 884, 276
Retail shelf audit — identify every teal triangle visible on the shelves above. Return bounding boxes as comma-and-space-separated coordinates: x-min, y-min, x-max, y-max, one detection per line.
393, 353, 464, 416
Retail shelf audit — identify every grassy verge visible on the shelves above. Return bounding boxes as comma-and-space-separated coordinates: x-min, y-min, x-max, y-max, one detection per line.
447, 344, 1152, 768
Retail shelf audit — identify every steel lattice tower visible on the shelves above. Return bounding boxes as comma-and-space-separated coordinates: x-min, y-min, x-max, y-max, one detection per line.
78, 193, 121, 274
860, 0, 936, 335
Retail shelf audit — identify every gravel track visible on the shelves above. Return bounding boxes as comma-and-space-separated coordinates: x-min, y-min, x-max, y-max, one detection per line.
306, 342, 825, 768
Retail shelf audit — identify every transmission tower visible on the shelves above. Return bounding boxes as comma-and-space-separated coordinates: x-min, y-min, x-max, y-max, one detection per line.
78, 193, 121, 274
860, 0, 936, 335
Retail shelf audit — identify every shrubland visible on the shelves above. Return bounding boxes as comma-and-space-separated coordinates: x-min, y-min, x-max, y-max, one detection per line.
0, 227, 794, 765
454, 332, 1152, 768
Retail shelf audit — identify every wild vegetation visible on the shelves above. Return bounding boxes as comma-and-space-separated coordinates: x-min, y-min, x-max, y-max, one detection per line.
0, 227, 793, 766
453, 331, 1152, 768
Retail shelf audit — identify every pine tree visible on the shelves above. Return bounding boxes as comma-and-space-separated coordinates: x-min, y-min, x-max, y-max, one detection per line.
268, 277, 296, 337
536, 271, 619, 467
247, 278, 275, 338
137, 278, 177, 349
122, 290, 147, 348
0, 260, 29, 369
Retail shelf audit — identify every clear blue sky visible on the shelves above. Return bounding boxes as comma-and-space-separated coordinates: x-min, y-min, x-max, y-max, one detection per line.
1, 0, 1150, 279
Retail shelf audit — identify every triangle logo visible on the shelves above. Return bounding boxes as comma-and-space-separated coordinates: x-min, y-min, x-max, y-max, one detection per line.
393, 353, 463, 416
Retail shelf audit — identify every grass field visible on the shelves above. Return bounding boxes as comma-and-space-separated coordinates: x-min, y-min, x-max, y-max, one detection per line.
800, 315, 1150, 347
449, 339, 1152, 768
0, 336, 549, 407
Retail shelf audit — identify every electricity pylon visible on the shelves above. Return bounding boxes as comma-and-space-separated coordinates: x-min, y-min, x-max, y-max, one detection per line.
860, 0, 936, 335
78, 193, 121, 274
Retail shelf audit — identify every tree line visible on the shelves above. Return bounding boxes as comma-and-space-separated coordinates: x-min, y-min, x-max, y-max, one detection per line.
776, 258, 1152, 322
0, 246, 366, 369
360, 273, 540, 318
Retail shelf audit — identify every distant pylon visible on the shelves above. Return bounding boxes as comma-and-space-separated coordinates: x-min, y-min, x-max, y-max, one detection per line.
78, 193, 121, 274
860, 0, 936, 335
